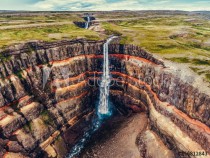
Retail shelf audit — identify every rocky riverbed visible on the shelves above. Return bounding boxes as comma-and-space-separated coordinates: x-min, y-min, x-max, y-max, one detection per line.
80, 113, 148, 158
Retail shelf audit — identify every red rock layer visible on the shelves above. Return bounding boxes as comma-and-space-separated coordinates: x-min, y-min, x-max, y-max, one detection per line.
0, 40, 209, 158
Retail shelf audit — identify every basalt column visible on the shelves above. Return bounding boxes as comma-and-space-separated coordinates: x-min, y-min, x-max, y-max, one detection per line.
0, 40, 209, 158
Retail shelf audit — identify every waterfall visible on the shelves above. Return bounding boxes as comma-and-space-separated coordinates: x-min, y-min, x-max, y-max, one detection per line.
98, 36, 117, 115
85, 16, 90, 29
66, 36, 117, 158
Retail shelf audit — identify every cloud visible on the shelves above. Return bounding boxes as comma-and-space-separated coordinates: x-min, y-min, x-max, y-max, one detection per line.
31, 0, 210, 11
32, 0, 104, 10
0, 0, 210, 11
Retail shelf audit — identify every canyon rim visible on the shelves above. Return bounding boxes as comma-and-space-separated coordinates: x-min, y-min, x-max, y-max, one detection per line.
0, 3, 210, 158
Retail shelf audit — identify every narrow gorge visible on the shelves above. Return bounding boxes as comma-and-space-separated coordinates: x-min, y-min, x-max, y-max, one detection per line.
0, 37, 209, 158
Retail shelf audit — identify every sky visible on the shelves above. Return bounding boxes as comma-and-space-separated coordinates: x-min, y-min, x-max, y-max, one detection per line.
0, 0, 210, 11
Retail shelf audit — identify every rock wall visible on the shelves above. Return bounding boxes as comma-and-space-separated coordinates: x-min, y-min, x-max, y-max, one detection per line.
83, 16, 96, 21
74, 16, 95, 29
0, 40, 209, 158
0, 40, 104, 158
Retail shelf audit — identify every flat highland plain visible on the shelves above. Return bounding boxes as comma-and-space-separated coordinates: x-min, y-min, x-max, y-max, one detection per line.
0, 10, 210, 158
0, 11, 210, 83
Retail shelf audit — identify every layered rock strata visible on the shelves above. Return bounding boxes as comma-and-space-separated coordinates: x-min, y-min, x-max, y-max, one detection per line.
73, 22, 93, 29
74, 16, 95, 29
0, 40, 209, 158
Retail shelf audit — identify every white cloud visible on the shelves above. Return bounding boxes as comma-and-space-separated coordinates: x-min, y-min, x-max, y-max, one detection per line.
32, 0, 106, 10
30, 0, 210, 11
0, 0, 210, 11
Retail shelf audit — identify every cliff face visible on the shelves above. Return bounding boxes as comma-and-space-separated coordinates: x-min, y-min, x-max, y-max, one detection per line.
74, 16, 95, 28
0, 40, 104, 158
0, 40, 209, 158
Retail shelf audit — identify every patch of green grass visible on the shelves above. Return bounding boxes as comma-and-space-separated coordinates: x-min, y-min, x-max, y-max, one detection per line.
188, 42, 202, 49
190, 69, 206, 75
168, 57, 190, 63
120, 36, 133, 44
168, 57, 210, 66
157, 44, 177, 49
202, 46, 210, 51
198, 71, 206, 75
101, 15, 210, 58
100, 15, 210, 83
105, 29, 122, 36
192, 59, 210, 65
0, 13, 81, 22
84, 35, 100, 41
102, 22, 122, 36
1, 12, 210, 83
205, 74, 210, 82
190, 67, 200, 73
0, 24, 102, 48
196, 32, 203, 36
177, 41, 210, 51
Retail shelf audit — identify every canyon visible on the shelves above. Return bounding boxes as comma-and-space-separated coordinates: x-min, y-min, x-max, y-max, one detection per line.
0, 38, 209, 158
74, 15, 96, 30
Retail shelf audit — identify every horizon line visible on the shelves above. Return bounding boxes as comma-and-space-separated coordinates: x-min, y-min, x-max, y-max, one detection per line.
0, 9, 210, 12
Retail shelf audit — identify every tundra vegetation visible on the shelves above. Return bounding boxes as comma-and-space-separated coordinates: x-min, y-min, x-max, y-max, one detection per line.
0, 11, 210, 82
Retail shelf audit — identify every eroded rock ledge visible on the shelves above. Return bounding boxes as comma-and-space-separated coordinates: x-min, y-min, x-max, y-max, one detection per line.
0, 40, 209, 158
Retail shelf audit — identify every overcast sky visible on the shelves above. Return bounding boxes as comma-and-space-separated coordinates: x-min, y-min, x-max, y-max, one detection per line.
0, 0, 210, 11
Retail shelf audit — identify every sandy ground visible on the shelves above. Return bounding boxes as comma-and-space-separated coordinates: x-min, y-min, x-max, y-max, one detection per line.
80, 113, 148, 158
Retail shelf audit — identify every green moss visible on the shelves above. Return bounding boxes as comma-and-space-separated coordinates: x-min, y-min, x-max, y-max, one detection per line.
202, 46, 210, 51
157, 44, 177, 49
205, 74, 210, 82
102, 22, 122, 36
0, 24, 103, 48
105, 29, 122, 36
188, 42, 202, 49
191, 59, 210, 65
168, 57, 210, 66
196, 32, 203, 36
84, 35, 100, 41
169, 35, 179, 39
0, 14, 81, 22
101, 15, 210, 61
168, 57, 190, 63
190, 67, 200, 73
40, 109, 55, 127
27, 45, 36, 54
15, 70, 23, 79
1, 12, 210, 83
23, 122, 33, 132
198, 71, 205, 75
120, 36, 133, 44
0, 53, 11, 61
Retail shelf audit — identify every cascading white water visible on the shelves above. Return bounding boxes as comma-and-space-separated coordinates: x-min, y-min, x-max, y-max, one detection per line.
66, 36, 117, 158
85, 16, 90, 29
98, 36, 117, 115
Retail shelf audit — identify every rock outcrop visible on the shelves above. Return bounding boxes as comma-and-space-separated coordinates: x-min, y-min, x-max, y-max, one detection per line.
0, 39, 209, 158
74, 16, 95, 29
